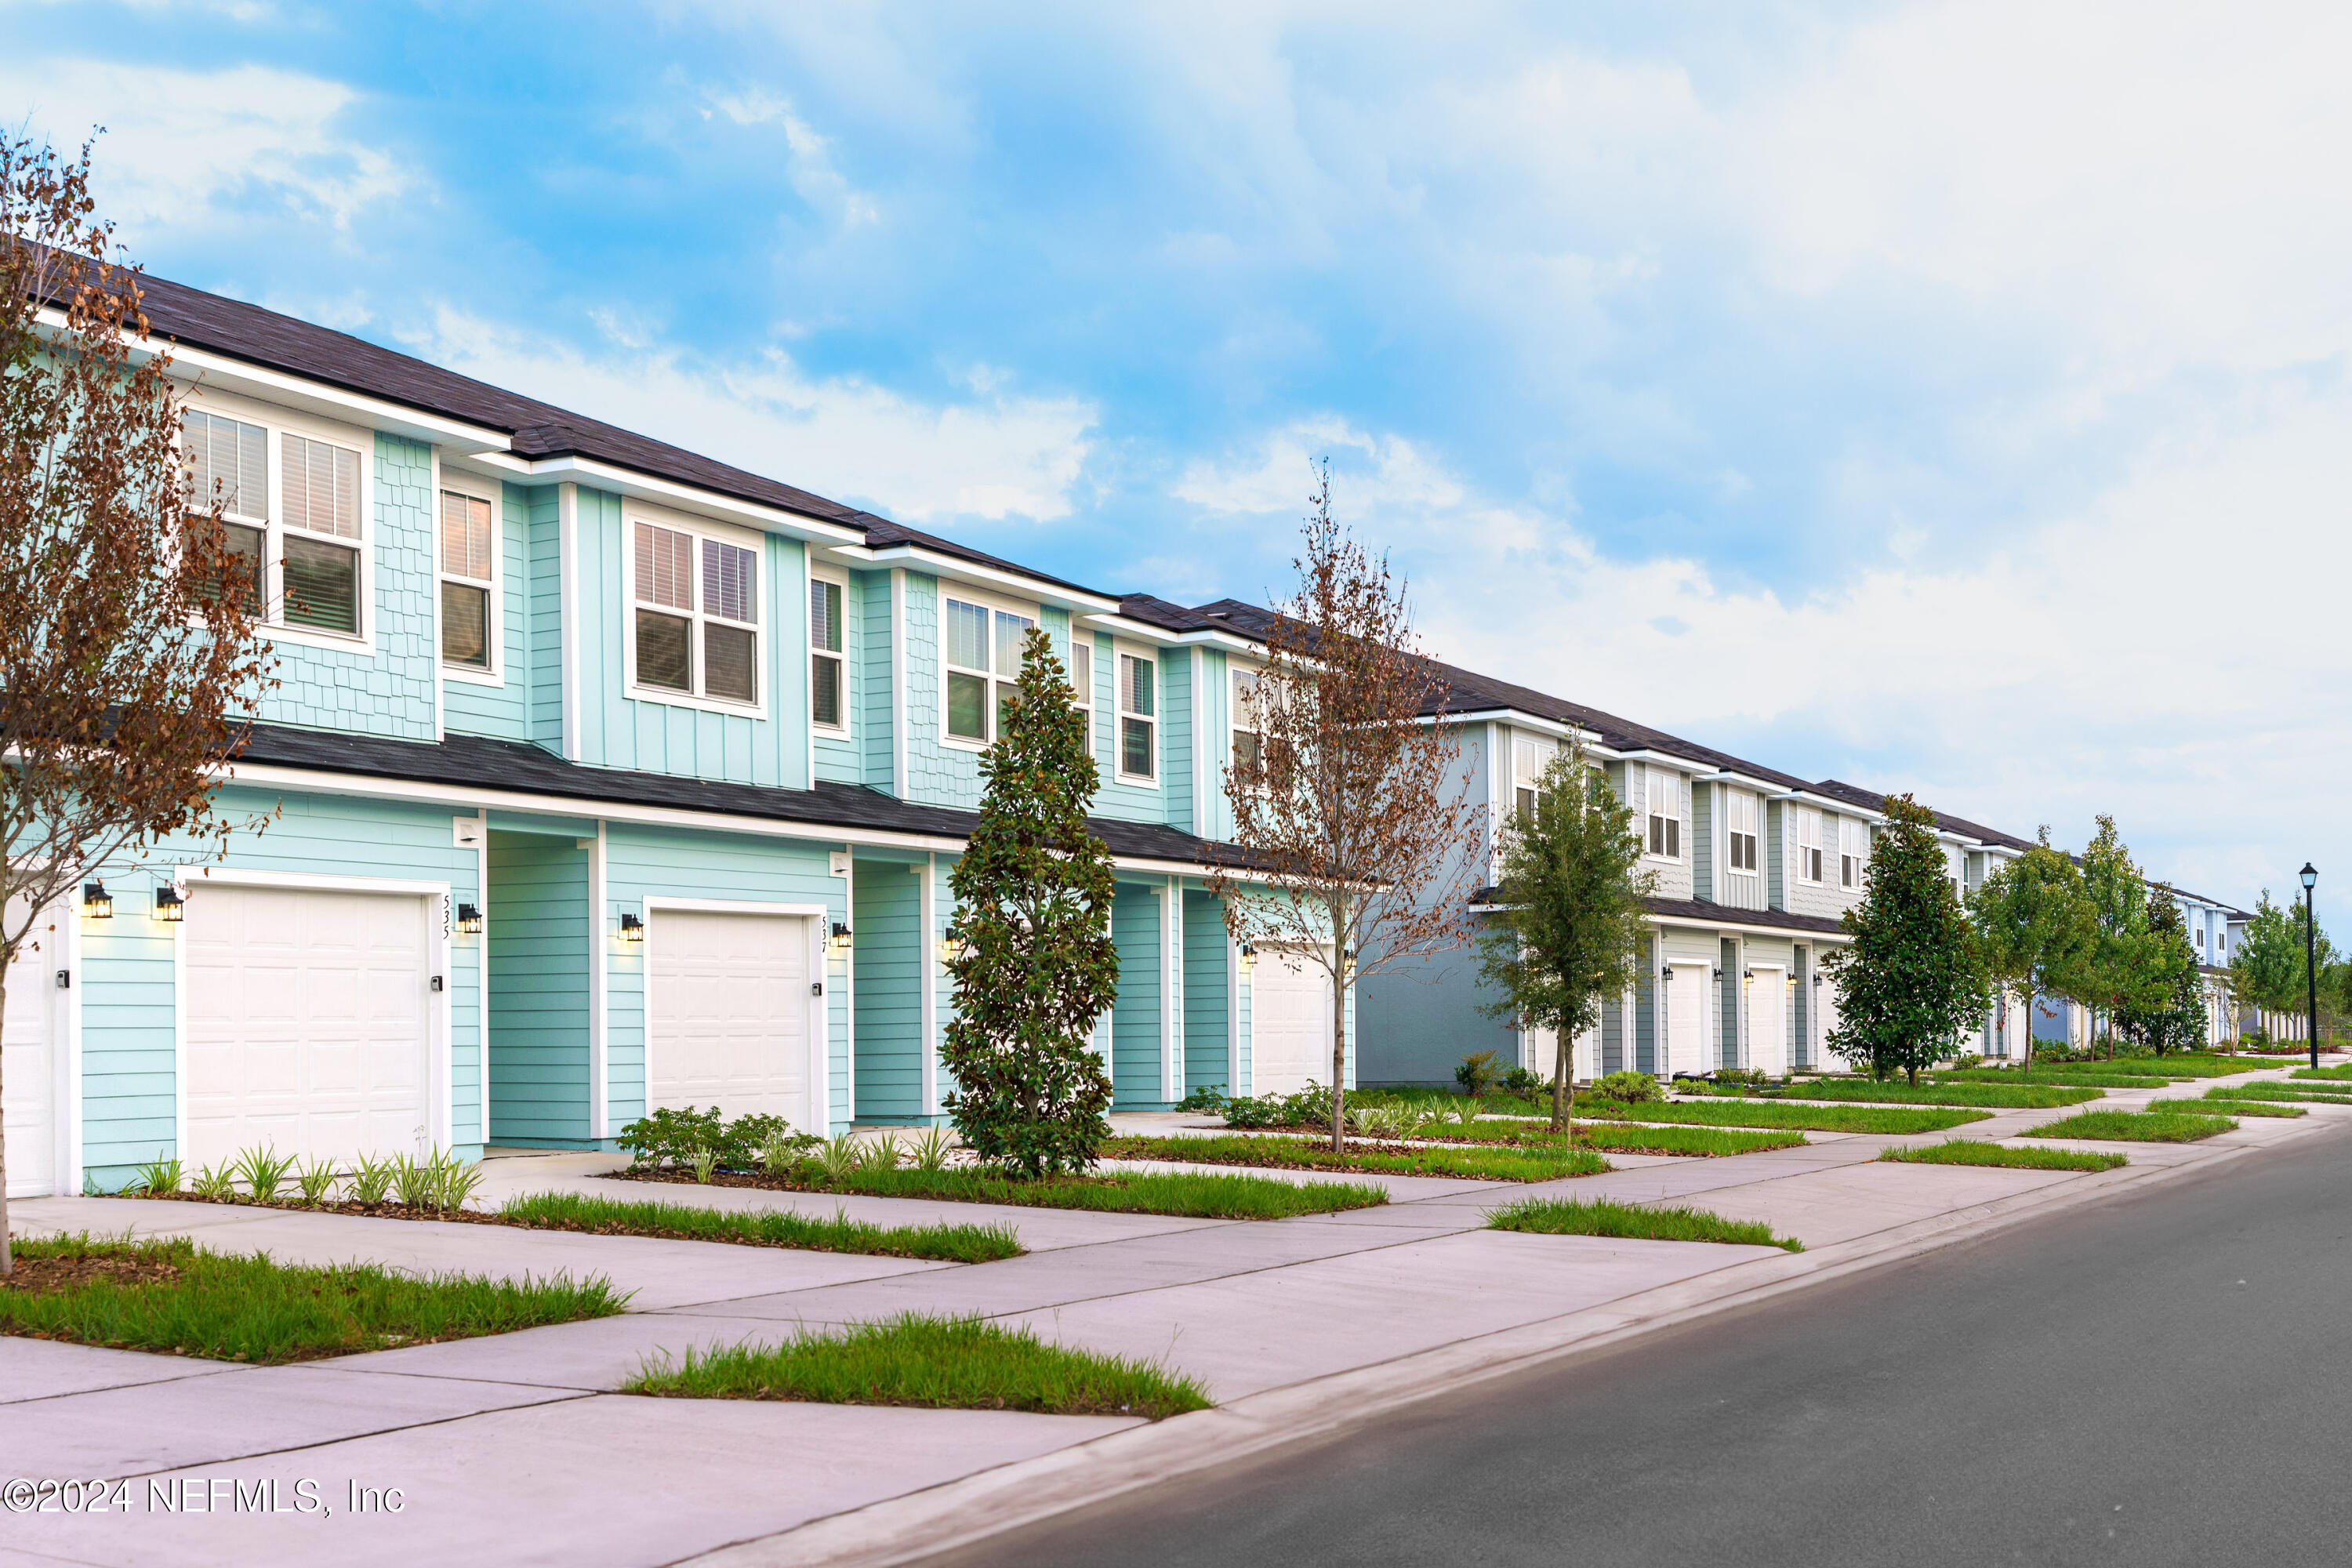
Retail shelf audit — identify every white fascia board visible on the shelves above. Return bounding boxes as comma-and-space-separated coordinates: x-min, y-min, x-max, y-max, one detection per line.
130, 337, 514, 453
217, 759, 1245, 880
1692, 768, 1795, 794
1617, 746, 1714, 775
1440, 708, 1604, 747
1646, 909, 1849, 941
822, 543, 1120, 615
472, 452, 866, 547
1072, 612, 1206, 647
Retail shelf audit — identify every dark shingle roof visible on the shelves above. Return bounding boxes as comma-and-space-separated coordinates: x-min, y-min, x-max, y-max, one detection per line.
1811, 779, 2033, 852
1473, 885, 1849, 938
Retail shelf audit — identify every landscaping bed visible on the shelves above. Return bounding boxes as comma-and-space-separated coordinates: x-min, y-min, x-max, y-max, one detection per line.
1576, 1099, 1988, 1134
1933, 1069, 2174, 1089
1759, 1080, 2101, 1109
1877, 1141, 2128, 1172
1098, 1133, 1612, 1181
1486, 1196, 1802, 1251
0, 1232, 625, 1363
608, 1163, 1388, 1218
624, 1312, 1209, 1418
1229, 1117, 1809, 1155
2019, 1109, 2238, 1143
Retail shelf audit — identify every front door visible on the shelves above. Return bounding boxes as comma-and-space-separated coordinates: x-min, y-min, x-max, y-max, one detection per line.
1749, 967, 1787, 1076
1666, 963, 1708, 1078
3, 897, 62, 1196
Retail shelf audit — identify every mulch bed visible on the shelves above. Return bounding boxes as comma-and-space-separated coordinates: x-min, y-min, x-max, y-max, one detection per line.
118, 1191, 500, 1225
2, 1253, 183, 1295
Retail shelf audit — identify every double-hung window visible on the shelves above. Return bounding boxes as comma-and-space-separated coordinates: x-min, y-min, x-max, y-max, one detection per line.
184, 409, 267, 614
1512, 735, 1554, 818
1839, 818, 1867, 888
439, 490, 495, 670
1118, 650, 1156, 782
183, 406, 368, 640
1646, 768, 1682, 858
1726, 791, 1759, 874
280, 434, 362, 633
1070, 637, 1094, 744
942, 595, 1036, 744
631, 518, 760, 706
1231, 665, 1264, 782
1798, 808, 1824, 883
811, 575, 845, 731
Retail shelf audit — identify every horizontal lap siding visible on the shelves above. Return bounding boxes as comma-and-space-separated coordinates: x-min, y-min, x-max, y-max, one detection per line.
854, 864, 924, 1121
488, 833, 589, 1144
1182, 890, 1228, 1097
1112, 883, 1162, 1107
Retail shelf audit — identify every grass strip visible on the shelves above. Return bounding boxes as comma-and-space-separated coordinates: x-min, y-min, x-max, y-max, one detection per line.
1568, 1123, 1809, 1156
1878, 1140, 2129, 1172
1579, 1099, 1987, 1134
618, 1164, 1388, 1218
1486, 1196, 1802, 1251
2200, 1083, 2352, 1104
2036, 1055, 2289, 1080
0, 1232, 626, 1363
624, 1312, 1209, 1418
1769, 1080, 2102, 1109
1098, 1133, 1611, 1181
2019, 1109, 2238, 1143
2147, 1098, 2303, 1119
1933, 1069, 2176, 1089
2292, 1065, 2352, 1083
498, 1192, 1020, 1262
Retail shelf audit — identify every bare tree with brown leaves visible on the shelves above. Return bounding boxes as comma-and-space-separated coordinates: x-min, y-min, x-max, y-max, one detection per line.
1213, 468, 1483, 1152
2, 137, 276, 1271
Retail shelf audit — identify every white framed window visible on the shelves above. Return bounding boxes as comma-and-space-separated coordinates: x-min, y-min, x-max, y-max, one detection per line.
1725, 791, 1759, 874
626, 512, 763, 713
438, 486, 497, 675
811, 571, 846, 733
1798, 808, 1824, 883
1646, 768, 1682, 859
1840, 818, 1868, 888
1511, 735, 1555, 818
1070, 636, 1094, 753
182, 396, 372, 651
1117, 647, 1157, 783
942, 593, 1036, 746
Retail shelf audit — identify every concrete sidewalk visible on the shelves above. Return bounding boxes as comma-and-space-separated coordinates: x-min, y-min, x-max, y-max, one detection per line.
5, 1058, 2340, 1567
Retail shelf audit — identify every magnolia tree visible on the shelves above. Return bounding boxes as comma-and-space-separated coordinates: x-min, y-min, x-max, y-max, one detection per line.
1474, 736, 1654, 1132
1822, 795, 1987, 1084
2114, 888, 2208, 1056
1966, 831, 2095, 1078
939, 629, 1119, 1177
1, 140, 274, 1271
1213, 471, 1483, 1152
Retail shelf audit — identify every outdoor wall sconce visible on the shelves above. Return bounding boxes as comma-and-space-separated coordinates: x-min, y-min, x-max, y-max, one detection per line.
456, 903, 483, 935
82, 881, 111, 919
829, 921, 853, 954
938, 935, 967, 965
152, 884, 184, 922
1711, 967, 1723, 982
1742, 967, 1755, 982
619, 912, 644, 942
1812, 973, 1824, 987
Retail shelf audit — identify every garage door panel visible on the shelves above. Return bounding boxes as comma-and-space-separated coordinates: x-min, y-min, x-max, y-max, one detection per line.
1250, 948, 1332, 1098
648, 909, 814, 1131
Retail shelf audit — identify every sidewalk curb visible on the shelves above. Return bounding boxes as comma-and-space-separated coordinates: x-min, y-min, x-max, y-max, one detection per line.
681, 1109, 2341, 1568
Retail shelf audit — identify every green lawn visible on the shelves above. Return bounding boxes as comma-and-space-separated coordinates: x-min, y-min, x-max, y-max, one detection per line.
688, 1165, 1388, 1219
2292, 1065, 2352, 1083
1769, 1080, 2101, 1109
2019, 1109, 2238, 1143
625, 1312, 1210, 1418
2191, 1083, 2352, 1104
1579, 1099, 1988, 1134
2147, 1098, 2303, 1119
497, 1192, 1021, 1261
2042, 1055, 2288, 1080
1098, 1132, 1611, 1181
1877, 1141, 2128, 1172
1568, 1123, 1809, 1156
1932, 1069, 2175, 1089
1486, 1196, 1802, 1251
0, 1232, 626, 1363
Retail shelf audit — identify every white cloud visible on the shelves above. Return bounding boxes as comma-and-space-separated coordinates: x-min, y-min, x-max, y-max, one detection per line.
0, 57, 408, 236
412, 308, 1095, 524
699, 85, 880, 228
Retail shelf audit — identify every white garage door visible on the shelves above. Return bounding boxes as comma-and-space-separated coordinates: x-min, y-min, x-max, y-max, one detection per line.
1665, 962, 1708, 1078
4, 898, 63, 1198
1749, 967, 1787, 1076
186, 884, 434, 1171
648, 909, 816, 1133
1250, 946, 1334, 1098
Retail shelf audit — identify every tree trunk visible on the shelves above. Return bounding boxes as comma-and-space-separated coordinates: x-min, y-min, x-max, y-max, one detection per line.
0, 960, 11, 1276
1551, 1025, 1572, 1135
1329, 894, 1348, 1156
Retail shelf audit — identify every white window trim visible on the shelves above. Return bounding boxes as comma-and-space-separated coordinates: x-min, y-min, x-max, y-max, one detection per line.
1725, 790, 1759, 878
1510, 732, 1556, 817
1839, 818, 1868, 889
809, 564, 850, 739
437, 471, 503, 688
183, 384, 378, 658
1113, 639, 1161, 788
1798, 807, 1824, 884
1646, 768, 1684, 863
1229, 658, 1268, 796
620, 500, 771, 721
937, 587, 1040, 753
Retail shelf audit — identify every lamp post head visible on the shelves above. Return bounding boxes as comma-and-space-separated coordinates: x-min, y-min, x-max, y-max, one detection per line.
2301, 862, 2318, 891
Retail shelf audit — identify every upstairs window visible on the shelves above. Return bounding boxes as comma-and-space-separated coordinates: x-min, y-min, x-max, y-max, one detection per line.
942, 595, 1035, 744
1646, 768, 1682, 858
1119, 650, 1156, 782
1070, 637, 1094, 746
1798, 808, 1824, 883
1512, 735, 1555, 818
811, 576, 844, 731
630, 519, 760, 707
280, 433, 361, 633
1232, 665, 1264, 782
1726, 791, 1759, 873
182, 407, 368, 640
184, 409, 267, 613
1840, 818, 1868, 887
439, 490, 495, 670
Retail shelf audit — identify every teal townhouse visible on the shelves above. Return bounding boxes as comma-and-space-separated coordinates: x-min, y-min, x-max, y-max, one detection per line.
0, 274, 1354, 1200
2029, 883, 2256, 1049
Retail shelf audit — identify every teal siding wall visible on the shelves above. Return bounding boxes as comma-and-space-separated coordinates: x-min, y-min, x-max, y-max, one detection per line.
528, 485, 564, 750
1094, 633, 1171, 825
901, 572, 976, 808
1181, 888, 1229, 1097
813, 564, 862, 785
442, 480, 533, 742
860, 570, 895, 789
1111, 881, 1163, 1106
603, 822, 847, 1134
1194, 648, 1230, 842
1163, 649, 1195, 833
853, 858, 924, 1121
249, 433, 436, 741
487, 831, 590, 1145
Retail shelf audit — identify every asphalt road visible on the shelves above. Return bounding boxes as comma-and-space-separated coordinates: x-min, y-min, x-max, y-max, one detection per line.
924, 1123, 2352, 1567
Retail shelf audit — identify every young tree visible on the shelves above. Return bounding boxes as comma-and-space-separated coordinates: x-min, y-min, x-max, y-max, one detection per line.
2077, 815, 2166, 1058
2230, 892, 2303, 1045
1820, 795, 1987, 1085
1214, 470, 1484, 1152
1965, 831, 2095, 1079
2, 139, 274, 1272
1473, 739, 1656, 1132
940, 629, 1120, 1178
2114, 889, 2208, 1056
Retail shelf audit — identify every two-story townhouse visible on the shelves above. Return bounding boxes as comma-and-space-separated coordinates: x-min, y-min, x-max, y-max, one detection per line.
2028, 882, 2259, 1050
0, 274, 1307, 1198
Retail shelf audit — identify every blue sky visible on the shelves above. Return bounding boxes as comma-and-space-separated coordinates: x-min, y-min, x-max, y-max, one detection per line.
10, 0, 2349, 920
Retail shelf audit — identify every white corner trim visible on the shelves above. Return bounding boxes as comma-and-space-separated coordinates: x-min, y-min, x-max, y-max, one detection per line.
1160, 876, 1181, 1103
590, 821, 608, 1143
891, 569, 909, 799
558, 483, 581, 762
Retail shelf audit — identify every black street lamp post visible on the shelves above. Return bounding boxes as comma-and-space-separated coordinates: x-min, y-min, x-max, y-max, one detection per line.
2301, 862, 2320, 1069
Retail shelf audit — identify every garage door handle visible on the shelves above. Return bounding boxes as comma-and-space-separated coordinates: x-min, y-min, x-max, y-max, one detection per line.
811, 982, 824, 997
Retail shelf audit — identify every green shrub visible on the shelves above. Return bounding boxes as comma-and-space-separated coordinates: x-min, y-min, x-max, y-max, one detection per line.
617, 1107, 814, 1173
1221, 1081, 1338, 1130
1595, 1070, 1662, 1104
1455, 1050, 1504, 1098
1500, 1065, 1553, 1098
1173, 1083, 1229, 1112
